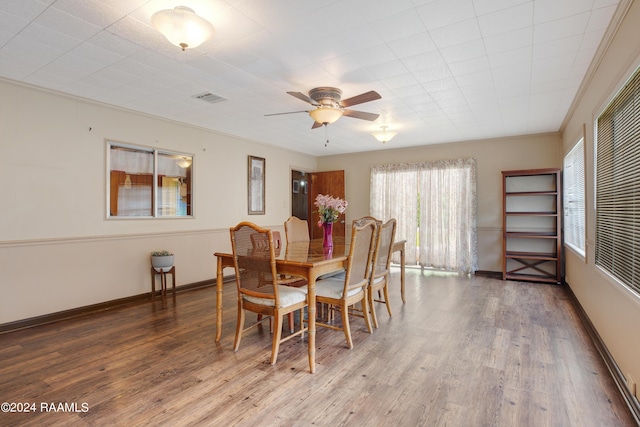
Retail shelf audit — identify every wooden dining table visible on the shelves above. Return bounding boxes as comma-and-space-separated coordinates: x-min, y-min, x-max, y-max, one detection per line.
214, 237, 406, 373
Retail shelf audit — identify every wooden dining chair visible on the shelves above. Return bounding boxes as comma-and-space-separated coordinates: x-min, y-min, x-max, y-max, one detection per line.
284, 216, 310, 244
272, 231, 283, 249
231, 222, 308, 365
368, 218, 397, 328
249, 229, 306, 333
252, 230, 284, 250
308, 218, 376, 349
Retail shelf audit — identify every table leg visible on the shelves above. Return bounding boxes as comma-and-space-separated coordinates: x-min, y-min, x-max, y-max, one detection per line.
307, 272, 316, 374
215, 256, 224, 342
400, 245, 406, 303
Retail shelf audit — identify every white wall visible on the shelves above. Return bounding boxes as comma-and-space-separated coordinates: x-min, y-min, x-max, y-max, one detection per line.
0, 80, 316, 324
561, 1, 640, 396
317, 133, 561, 272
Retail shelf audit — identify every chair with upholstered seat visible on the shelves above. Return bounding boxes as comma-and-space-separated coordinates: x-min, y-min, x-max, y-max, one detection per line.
284, 216, 310, 244
251, 230, 285, 251
368, 218, 397, 328
308, 217, 376, 349
231, 222, 308, 365
250, 229, 305, 332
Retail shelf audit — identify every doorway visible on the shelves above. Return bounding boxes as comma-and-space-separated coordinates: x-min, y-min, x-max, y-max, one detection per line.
291, 170, 309, 221
291, 169, 345, 240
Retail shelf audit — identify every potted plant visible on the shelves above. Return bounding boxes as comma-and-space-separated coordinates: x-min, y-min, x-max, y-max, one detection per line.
151, 250, 174, 272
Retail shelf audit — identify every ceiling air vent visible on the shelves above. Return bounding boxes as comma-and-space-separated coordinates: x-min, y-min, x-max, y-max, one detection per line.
192, 92, 226, 104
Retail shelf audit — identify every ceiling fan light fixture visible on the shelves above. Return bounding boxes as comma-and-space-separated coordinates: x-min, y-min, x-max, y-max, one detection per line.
177, 157, 192, 168
151, 6, 214, 51
309, 107, 343, 125
372, 125, 397, 143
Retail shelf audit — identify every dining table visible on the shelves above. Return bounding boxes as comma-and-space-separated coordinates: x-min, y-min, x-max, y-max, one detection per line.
214, 237, 406, 373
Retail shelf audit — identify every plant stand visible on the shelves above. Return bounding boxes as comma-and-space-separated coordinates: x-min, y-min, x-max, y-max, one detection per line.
151, 266, 176, 299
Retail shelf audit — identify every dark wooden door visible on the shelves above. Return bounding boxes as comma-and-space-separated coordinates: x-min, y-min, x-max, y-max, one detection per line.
309, 170, 346, 240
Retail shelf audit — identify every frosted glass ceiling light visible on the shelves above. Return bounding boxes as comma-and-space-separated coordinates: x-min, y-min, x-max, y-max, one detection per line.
152, 6, 214, 51
309, 107, 344, 125
372, 125, 397, 143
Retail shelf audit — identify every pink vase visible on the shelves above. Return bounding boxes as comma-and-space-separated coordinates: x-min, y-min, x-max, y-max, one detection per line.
323, 222, 333, 248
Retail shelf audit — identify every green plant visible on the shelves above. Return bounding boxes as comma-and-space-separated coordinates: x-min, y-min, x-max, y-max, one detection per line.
151, 250, 173, 256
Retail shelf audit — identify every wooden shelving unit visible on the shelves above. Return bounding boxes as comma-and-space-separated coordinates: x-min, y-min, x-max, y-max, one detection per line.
502, 169, 563, 284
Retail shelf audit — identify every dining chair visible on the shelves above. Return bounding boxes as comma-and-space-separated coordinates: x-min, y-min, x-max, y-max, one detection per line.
368, 218, 397, 328
256, 230, 307, 283
249, 229, 306, 333
284, 216, 310, 244
252, 230, 284, 250
307, 217, 376, 349
326, 216, 381, 292
272, 231, 284, 249
230, 222, 308, 365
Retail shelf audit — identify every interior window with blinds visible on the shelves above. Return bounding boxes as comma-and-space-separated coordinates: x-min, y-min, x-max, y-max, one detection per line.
563, 137, 586, 257
108, 143, 192, 218
596, 65, 640, 295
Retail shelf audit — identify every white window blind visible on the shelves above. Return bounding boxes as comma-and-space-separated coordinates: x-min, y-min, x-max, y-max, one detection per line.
596, 66, 640, 295
563, 138, 586, 257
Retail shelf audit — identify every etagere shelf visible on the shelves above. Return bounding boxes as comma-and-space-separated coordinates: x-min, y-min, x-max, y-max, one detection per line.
502, 168, 563, 284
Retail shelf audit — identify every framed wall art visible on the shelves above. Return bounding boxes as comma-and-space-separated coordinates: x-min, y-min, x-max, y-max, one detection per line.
248, 155, 265, 214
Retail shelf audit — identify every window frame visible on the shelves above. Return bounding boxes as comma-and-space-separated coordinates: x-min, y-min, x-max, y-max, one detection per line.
563, 134, 586, 259
106, 141, 193, 219
594, 64, 640, 297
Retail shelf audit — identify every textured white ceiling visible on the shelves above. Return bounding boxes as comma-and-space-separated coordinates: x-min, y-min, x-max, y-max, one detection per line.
0, 0, 623, 155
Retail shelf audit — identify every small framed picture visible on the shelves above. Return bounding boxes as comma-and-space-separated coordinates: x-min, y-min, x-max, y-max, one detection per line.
292, 180, 300, 193
248, 155, 265, 215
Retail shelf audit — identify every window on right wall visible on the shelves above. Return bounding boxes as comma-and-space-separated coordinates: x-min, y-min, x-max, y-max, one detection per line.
595, 65, 640, 296
563, 136, 586, 258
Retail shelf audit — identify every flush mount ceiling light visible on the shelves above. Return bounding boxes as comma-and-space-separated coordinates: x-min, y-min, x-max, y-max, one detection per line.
151, 6, 214, 51
372, 125, 397, 143
308, 106, 344, 125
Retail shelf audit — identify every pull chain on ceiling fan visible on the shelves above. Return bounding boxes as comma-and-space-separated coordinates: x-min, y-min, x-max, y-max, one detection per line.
324, 124, 329, 147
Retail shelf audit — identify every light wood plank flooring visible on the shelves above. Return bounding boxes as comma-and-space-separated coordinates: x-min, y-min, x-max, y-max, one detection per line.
0, 269, 635, 426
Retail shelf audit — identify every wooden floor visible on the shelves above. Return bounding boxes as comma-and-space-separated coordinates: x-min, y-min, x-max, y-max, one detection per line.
0, 269, 635, 427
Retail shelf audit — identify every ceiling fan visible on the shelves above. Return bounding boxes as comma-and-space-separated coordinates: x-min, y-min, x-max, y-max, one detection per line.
266, 87, 381, 129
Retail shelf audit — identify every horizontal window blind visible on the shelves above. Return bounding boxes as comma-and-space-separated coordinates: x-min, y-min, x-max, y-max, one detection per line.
564, 138, 586, 256
596, 67, 640, 295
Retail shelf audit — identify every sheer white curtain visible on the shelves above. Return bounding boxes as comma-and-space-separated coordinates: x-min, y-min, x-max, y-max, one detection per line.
370, 162, 420, 265
419, 159, 477, 273
371, 158, 478, 274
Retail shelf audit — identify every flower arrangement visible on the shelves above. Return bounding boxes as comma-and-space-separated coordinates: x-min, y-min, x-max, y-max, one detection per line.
315, 194, 348, 227
151, 250, 173, 256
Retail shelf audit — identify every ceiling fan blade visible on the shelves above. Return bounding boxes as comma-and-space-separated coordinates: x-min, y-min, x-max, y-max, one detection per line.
342, 109, 380, 121
264, 110, 310, 117
311, 121, 323, 129
287, 91, 320, 106
339, 91, 381, 107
